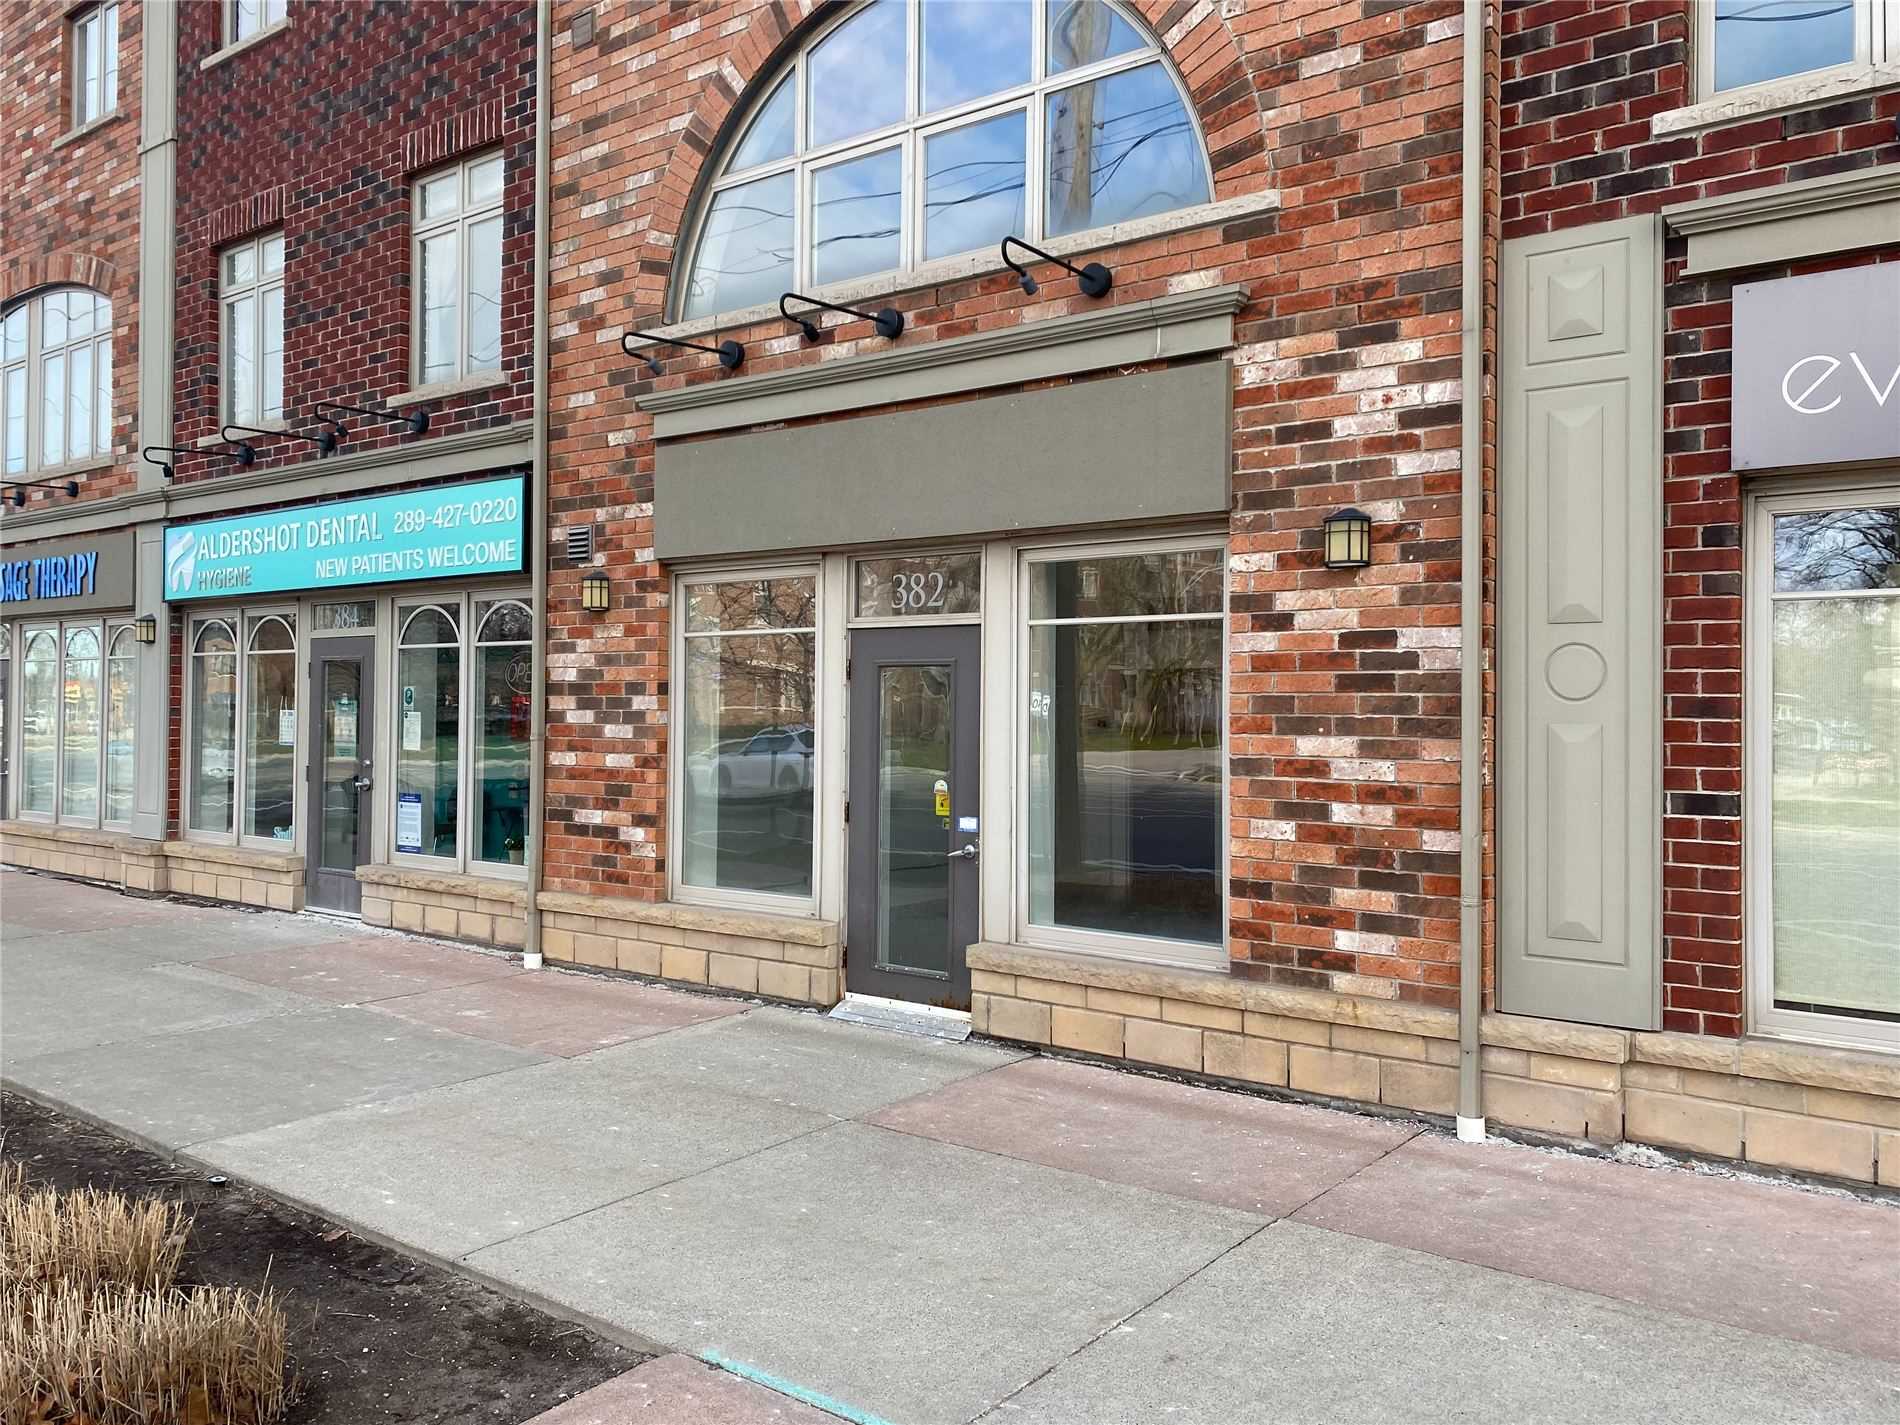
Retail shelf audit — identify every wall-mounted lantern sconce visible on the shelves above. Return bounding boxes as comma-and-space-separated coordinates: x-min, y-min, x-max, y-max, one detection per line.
223, 421, 339, 458
312, 400, 429, 439
135, 613, 159, 645
1001, 236, 1113, 299
622, 330, 745, 377
3, 476, 81, 508
779, 292, 903, 343
580, 569, 612, 614
142, 444, 255, 482
1322, 508, 1374, 570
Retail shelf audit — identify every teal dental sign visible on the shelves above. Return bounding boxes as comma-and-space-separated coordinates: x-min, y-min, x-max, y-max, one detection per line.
163, 476, 525, 601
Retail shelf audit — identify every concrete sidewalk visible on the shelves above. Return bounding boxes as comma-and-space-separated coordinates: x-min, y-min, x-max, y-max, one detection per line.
3, 868, 1897, 1425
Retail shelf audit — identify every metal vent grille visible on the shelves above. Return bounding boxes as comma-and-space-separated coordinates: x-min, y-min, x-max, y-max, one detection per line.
565, 525, 594, 564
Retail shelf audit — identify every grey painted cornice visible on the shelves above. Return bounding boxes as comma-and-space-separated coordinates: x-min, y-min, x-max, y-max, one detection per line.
1665, 163, 1900, 274
0, 421, 532, 546
637, 284, 1249, 441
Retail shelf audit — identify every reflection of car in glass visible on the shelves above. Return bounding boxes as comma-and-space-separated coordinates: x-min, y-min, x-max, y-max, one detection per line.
687, 724, 814, 799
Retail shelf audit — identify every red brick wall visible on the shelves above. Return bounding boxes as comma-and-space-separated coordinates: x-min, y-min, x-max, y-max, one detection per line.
0, 0, 143, 508
171, 0, 537, 479
549, 0, 1479, 1007
1501, 0, 1900, 1034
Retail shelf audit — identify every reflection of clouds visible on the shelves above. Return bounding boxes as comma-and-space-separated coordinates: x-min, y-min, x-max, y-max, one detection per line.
923, 0, 1030, 112
808, 0, 906, 148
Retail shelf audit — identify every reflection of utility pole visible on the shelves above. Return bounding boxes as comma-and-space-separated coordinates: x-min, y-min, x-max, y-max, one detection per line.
1047, 0, 1103, 233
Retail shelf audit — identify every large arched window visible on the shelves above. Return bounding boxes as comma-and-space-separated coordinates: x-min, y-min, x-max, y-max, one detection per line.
679, 0, 1212, 321
2, 288, 114, 476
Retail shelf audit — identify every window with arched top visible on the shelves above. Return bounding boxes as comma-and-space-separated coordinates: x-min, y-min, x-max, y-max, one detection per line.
2, 289, 113, 476
13, 618, 135, 828
679, 0, 1213, 321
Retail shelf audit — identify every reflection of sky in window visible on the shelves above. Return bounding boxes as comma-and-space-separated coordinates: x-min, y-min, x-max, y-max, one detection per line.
808, 0, 906, 149
685, 171, 794, 320
925, 110, 1026, 260
730, 76, 794, 172
1045, 62, 1207, 237
923, 0, 1030, 112
813, 147, 902, 285
1774, 508, 1900, 593
1047, 0, 1142, 73
1713, 0, 1854, 91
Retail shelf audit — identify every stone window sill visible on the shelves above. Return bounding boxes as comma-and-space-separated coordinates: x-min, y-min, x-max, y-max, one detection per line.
386, 371, 508, 408
13, 454, 115, 482
51, 111, 126, 151
1652, 62, 1900, 137
200, 19, 292, 71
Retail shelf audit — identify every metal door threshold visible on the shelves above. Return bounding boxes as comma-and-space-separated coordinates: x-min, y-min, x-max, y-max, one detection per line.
828, 993, 972, 1042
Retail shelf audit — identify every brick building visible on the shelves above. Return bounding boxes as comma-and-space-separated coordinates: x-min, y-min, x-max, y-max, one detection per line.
3, 0, 1896, 1188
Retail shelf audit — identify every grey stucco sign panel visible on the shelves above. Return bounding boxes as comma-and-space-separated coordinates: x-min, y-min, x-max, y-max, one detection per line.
0, 531, 136, 616
1731, 263, 1900, 471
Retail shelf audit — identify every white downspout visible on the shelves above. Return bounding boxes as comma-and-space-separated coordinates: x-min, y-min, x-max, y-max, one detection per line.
1456, 0, 1488, 1144
523, 0, 552, 970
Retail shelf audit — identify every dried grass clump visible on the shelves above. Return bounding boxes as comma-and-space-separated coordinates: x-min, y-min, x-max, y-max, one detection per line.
0, 1170, 288, 1425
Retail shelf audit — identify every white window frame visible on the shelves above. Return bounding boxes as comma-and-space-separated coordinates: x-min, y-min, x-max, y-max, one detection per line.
226, 0, 288, 47
11, 616, 134, 830
183, 607, 303, 851
219, 232, 286, 428
677, 0, 1215, 321
410, 152, 506, 389
70, 1, 119, 130
1014, 529, 1229, 971
1698, 0, 1895, 102
668, 562, 829, 917
388, 588, 533, 880
1744, 477, 1900, 1053
2, 289, 114, 479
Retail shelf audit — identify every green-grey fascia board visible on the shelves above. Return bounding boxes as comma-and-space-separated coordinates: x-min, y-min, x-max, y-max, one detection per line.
637, 284, 1249, 441
0, 421, 532, 547
1665, 161, 1900, 275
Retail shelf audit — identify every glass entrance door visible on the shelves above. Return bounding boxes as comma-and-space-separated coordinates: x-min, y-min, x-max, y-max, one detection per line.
0, 648, 9, 817
308, 637, 374, 914
846, 625, 980, 1007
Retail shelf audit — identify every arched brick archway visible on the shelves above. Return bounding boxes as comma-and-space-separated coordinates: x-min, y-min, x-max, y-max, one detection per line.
1, 250, 120, 312
628, 0, 1268, 320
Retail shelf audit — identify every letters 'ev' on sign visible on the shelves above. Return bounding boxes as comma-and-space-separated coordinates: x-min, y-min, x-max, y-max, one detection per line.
163, 475, 525, 601
1732, 264, 1900, 471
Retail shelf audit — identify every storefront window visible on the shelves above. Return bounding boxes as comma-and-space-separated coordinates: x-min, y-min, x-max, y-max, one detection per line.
59, 627, 101, 821
678, 574, 818, 900
474, 600, 531, 866
14, 620, 132, 827
189, 619, 238, 835
19, 630, 57, 815
396, 604, 462, 859
1026, 545, 1223, 949
243, 616, 297, 841
1759, 499, 1899, 1042
105, 626, 135, 825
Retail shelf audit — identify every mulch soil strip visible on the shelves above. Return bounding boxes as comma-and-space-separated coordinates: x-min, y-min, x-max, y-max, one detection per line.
2, 1091, 645, 1423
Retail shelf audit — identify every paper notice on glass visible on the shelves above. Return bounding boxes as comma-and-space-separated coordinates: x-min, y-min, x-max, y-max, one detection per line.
333, 707, 357, 759
396, 792, 423, 854
402, 710, 422, 752
277, 709, 295, 746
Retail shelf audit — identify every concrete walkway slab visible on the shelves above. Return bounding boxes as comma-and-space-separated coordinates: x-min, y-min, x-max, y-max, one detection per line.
10, 1002, 546, 1150
201, 934, 525, 1004
370, 967, 744, 1057
468, 1121, 1263, 1425
984, 1221, 1900, 1425
870, 1055, 1421, 1218
193, 1044, 834, 1260
523, 1354, 841, 1424
16, 914, 367, 969
1292, 1134, 1900, 1361
1, 872, 189, 933
606, 1006, 1026, 1120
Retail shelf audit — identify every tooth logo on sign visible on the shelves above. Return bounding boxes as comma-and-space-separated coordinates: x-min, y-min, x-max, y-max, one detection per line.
165, 529, 197, 596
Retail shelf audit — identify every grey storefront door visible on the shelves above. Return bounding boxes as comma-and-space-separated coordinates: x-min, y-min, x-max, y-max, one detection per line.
307, 637, 375, 914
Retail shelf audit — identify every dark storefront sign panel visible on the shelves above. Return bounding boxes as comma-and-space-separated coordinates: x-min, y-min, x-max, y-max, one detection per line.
1732, 264, 1900, 472
0, 531, 136, 615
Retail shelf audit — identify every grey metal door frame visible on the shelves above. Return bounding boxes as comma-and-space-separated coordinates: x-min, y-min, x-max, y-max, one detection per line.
846, 624, 980, 1008
307, 636, 374, 914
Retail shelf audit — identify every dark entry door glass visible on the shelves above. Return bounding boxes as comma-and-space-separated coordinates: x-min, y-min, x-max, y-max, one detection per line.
0, 652, 9, 817
847, 624, 979, 1007
308, 637, 374, 914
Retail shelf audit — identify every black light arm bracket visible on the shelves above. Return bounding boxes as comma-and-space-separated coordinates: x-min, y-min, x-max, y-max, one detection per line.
141, 444, 256, 483
312, 400, 429, 439
223, 421, 339, 458
1001, 236, 1113, 299
779, 292, 903, 343
3, 476, 81, 508
622, 329, 745, 377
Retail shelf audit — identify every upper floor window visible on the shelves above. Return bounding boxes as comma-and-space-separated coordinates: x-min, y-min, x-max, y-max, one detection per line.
70, 1, 119, 128
1704, 0, 1894, 95
228, 0, 288, 45
2, 289, 113, 477
413, 152, 504, 387
222, 233, 285, 426
679, 0, 1212, 321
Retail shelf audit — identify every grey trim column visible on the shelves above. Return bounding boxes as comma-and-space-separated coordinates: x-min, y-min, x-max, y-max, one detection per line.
131, 1, 178, 842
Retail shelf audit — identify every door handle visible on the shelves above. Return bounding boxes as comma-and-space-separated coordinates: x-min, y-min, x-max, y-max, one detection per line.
351, 774, 373, 792
946, 841, 979, 861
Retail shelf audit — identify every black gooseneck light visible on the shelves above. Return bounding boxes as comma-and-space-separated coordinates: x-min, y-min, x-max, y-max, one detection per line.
1001, 236, 1113, 299
312, 400, 431, 439
2, 476, 81, 509
622, 330, 745, 376
223, 420, 340, 458
778, 292, 903, 343
141, 443, 256, 483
